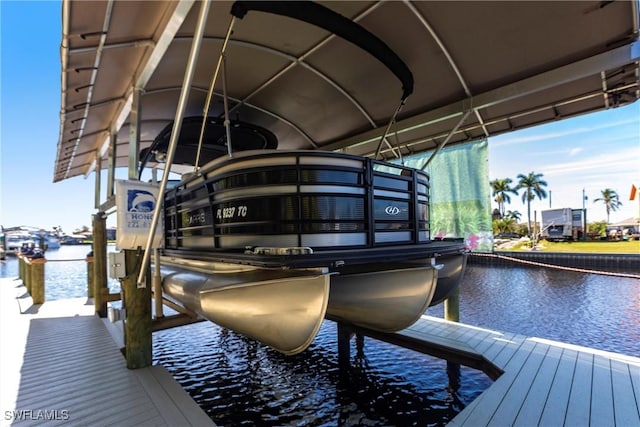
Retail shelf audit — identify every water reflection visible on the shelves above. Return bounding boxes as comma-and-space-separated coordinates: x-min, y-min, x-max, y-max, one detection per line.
154, 320, 490, 426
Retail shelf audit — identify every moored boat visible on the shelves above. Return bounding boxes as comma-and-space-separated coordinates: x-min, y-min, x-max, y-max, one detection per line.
138, 1, 467, 354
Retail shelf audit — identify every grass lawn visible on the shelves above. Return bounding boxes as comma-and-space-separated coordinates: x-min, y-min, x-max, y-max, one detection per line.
500, 239, 640, 254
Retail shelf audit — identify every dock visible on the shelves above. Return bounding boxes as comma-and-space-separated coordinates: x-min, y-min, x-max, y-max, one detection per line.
401, 316, 640, 426
0, 278, 214, 427
2, 276, 639, 426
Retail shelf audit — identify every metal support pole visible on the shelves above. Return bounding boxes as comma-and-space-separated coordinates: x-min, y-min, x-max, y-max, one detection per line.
420, 110, 471, 171
94, 150, 102, 209
153, 248, 164, 319
128, 88, 142, 180
136, 0, 212, 287
107, 128, 117, 199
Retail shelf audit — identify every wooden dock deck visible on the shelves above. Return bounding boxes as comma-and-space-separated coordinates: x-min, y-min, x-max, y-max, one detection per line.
0, 278, 214, 427
3, 274, 639, 426
401, 316, 640, 426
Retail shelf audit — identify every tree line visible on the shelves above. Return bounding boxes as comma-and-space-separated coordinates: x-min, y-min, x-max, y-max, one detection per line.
490, 172, 623, 237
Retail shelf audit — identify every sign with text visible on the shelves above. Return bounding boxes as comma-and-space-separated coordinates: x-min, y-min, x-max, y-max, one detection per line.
115, 180, 164, 250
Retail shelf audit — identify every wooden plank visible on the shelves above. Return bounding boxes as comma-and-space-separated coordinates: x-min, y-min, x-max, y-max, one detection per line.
134, 365, 215, 426
134, 367, 198, 426
148, 365, 216, 426
630, 362, 640, 414
0, 284, 213, 427
486, 342, 549, 426
610, 359, 640, 426
564, 351, 594, 425
512, 343, 563, 425
491, 334, 526, 370
472, 330, 508, 355
480, 331, 518, 364
591, 354, 615, 427
449, 339, 537, 426
538, 348, 578, 425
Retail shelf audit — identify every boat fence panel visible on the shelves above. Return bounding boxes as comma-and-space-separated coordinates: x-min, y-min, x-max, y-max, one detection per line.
163, 151, 432, 253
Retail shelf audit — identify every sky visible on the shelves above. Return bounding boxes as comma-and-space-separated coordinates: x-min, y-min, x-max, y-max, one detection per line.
1, 1, 639, 234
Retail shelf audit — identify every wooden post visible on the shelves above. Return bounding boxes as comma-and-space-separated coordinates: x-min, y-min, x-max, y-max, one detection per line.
122, 249, 152, 369
337, 323, 354, 367
444, 286, 460, 322
86, 254, 94, 299
28, 257, 46, 304
18, 255, 26, 287
93, 212, 108, 317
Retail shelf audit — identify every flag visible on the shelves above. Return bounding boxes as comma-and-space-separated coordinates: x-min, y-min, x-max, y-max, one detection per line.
631, 184, 638, 201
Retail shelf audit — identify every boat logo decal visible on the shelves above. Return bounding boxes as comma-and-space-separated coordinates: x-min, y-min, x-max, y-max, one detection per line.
187, 211, 207, 226
128, 189, 156, 212
384, 206, 401, 215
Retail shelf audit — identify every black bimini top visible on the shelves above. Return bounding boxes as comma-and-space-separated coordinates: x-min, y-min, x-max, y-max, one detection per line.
231, 1, 414, 101
138, 116, 278, 177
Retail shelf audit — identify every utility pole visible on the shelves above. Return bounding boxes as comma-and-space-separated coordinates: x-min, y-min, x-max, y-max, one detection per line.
582, 188, 588, 241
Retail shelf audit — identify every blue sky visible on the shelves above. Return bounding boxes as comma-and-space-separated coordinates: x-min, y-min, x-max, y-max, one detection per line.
1, 1, 639, 233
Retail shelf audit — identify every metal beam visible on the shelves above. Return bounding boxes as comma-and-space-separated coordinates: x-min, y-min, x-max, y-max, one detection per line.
322, 40, 640, 153
85, 0, 195, 179
128, 87, 142, 179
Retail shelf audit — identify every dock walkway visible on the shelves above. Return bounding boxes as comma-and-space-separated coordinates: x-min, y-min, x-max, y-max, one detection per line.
3, 274, 639, 426
401, 316, 640, 426
0, 278, 214, 427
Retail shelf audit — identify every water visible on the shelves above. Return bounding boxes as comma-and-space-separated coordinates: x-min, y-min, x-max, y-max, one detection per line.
427, 264, 640, 356
0, 245, 121, 299
2, 247, 639, 425
154, 322, 487, 426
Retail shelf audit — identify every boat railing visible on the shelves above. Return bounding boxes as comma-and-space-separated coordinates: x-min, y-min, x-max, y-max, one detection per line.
163, 151, 431, 253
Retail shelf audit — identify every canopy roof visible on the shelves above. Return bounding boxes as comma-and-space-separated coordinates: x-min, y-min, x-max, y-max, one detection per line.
55, 0, 639, 183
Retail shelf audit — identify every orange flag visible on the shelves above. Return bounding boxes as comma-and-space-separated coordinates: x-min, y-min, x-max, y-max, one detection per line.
631, 184, 638, 201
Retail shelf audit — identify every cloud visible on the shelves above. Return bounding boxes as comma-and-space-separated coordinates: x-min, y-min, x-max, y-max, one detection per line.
542, 147, 639, 177
490, 117, 638, 148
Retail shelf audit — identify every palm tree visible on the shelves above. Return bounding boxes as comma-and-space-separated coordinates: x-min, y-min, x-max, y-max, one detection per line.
490, 178, 519, 218
516, 171, 548, 237
593, 188, 622, 223
505, 210, 522, 222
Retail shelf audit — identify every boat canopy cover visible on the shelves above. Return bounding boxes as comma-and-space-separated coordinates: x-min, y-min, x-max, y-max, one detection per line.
54, 1, 639, 182
230, 1, 414, 100
138, 116, 277, 176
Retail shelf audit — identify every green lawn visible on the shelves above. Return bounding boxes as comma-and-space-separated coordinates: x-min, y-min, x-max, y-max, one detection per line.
500, 239, 640, 254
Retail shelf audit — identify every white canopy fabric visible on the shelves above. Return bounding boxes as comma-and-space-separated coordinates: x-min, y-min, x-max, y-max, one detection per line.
55, 0, 640, 183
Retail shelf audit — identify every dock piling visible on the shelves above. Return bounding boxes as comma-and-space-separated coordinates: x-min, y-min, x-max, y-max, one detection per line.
86, 254, 94, 298
122, 248, 152, 369
337, 322, 355, 367
444, 286, 460, 322
92, 212, 108, 317
26, 257, 46, 304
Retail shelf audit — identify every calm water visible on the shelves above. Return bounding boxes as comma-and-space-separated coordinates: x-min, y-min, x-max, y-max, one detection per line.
2, 246, 639, 425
